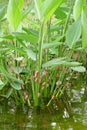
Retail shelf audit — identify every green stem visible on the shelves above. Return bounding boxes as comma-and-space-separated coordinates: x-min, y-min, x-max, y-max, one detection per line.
47, 19, 51, 43
63, 0, 75, 35
58, 0, 75, 57
44, 20, 51, 97
38, 21, 44, 72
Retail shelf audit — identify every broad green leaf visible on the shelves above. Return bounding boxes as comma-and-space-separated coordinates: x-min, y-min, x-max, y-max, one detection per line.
83, 5, 87, 16
82, 10, 87, 48
55, 7, 67, 20
49, 48, 58, 55
43, 59, 81, 68
42, 57, 66, 68
0, 3, 6, 21
22, 27, 39, 43
22, 27, 39, 37
12, 32, 30, 41
71, 66, 86, 72
1, 42, 25, 55
7, 0, 32, 31
42, 42, 63, 49
26, 49, 36, 61
34, 0, 63, 21
73, 0, 83, 21
54, 35, 65, 42
12, 32, 38, 44
42, 0, 63, 21
7, 0, 22, 31
66, 18, 81, 48
10, 81, 21, 90
64, 61, 82, 66
17, 0, 24, 9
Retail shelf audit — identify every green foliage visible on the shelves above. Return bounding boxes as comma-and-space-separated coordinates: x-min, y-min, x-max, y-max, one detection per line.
0, 0, 86, 107
42, 57, 66, 68
34, 0, 63, 21
10, 81, 21, 90
73, 0, 87, 48
7, 0, 23, 31
66, 18, 81, 48
7, 0, 33, 31
82, 10, 87, 48
73, 0, 83, 21
71, 66, 86, 72
0, 3, 7, 21
55, 7, 67, 20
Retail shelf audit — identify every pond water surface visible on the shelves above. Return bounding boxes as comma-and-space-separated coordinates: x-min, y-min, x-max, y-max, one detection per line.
0, 79, 87, 130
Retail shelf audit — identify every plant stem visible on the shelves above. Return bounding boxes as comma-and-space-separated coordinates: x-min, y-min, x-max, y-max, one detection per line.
47, 19, 51, 43
58, 0, 75, 57
38, 21, 44, 72
63, 0, 75, 35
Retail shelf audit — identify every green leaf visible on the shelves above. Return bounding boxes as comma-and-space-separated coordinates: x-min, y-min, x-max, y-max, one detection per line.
7, 0, 22, 31
82, 10, 87, 48
12, 32, 38, 44
83, 5, 87, 16
0, 34, 14, 40
42, 0, 63, 21
0, 65, 23, 84
42, 57, 66, 68
23, 27, 39, 37
71, 66, 86, 72
64, 61, 82, 66
22, 3, 33, 20
42, 57, 82, 68
0, 88, 13, 98
34, 0, 43, 20
0, 3, 6, 21
6, 88, 13, 98
17, 0, 24, 9
26, 49, 36, 61
10, 81, 21, 90
42, 42, 63, 49
22, 27, 39, 42
55, 7, 67, 20
0, 80, 7, 90
34, 0, 63, 21
73, 0, 83, 21
1, 42, 25, 55
66, 18, 81, 48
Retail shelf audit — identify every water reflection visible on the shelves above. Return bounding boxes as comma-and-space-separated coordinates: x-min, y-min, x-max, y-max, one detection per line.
0, 102, 87, 130
0, 82, 87, 130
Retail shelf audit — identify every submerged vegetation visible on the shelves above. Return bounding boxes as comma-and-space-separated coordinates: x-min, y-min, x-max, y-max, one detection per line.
0, 0, 87, 108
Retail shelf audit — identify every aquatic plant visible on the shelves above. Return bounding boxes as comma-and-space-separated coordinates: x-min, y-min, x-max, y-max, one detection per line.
0, 0, 86, 107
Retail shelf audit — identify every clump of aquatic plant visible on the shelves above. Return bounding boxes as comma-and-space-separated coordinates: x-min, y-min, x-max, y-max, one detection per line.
0, 0, 86, 107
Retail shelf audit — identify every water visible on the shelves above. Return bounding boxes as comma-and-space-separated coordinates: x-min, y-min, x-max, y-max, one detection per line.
0, 102, 87, 130
0, 80, 87, 130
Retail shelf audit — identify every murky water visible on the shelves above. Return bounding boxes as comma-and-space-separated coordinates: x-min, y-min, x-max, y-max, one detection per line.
0, 80, 87, 130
